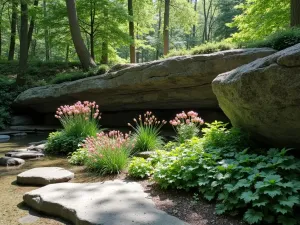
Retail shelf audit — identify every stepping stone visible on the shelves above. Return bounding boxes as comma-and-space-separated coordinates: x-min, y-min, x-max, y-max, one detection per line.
0, 157, 25, 166
23, 180, 187, 225
0, 135, 10, 142
5, 150, 44, 159
17, 167, 74, 185
28, 140, 47, 146
27, 143, 46, 152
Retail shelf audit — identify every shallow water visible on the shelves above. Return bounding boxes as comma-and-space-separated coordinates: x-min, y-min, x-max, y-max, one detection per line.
0, 134, 49, 157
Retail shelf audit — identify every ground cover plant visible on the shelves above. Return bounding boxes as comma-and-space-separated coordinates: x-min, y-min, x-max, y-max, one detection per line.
129, 120, 300, 225
128, 157, 153, 178
82, 130, 132, 174
128, 111, 167, 153
45, 101, 101, 155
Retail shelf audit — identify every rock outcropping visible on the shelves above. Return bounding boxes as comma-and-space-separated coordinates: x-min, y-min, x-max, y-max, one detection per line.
14, 48, 275, 114
212, 44, 300, 148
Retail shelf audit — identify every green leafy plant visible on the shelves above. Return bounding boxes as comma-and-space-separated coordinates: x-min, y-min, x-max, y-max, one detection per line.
83, 130, 132, 174
169, 111, 204, 143
45, 101, 101, 155
68, 148, 88, 165
128, 111, 166, 153
128, 157, 153, 178
153, 122, 300, 225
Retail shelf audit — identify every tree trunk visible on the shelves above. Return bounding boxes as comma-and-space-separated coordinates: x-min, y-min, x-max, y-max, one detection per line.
100, 41, 108, 64
43, 0, 50, 60
192, 0, 197, 47
66, 0, 96, 70
128, 0, 135, 63
28, 0, 38, 50
65, 44, 69, 62
156, 0, 162, 59
0, 10, 2, 58
8, 0, 17, 61
291, 0, 300, 27
163, 0, 170, 55
17, 0, 29, 85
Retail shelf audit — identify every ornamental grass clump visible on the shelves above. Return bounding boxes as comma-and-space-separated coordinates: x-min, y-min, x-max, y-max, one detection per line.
170, 110, 204, 143
83, 130, 132, 174
46, 101, 101, 155
128, 111, 167, 153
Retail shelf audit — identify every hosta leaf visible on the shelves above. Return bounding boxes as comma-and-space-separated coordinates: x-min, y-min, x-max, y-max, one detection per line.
243, 209, 263, 224
278, 215, 297, 225
240, 191, 259, 203
278, 182, 294, 188
224, 184, 235, 193
217, 192, 228, 201
279, 196, 300, 207
264, 187, 281, 198
255, 181, 269, 189
274, 204, 289, 214
204, 192, 215, 201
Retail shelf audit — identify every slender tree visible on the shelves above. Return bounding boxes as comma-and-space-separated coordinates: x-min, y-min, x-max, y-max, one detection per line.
28, 0, 39, 50
43, 0, 50, 60
291, 0, 300, 27
156, 0, 162, 59
66, 0, 96, 70
17, 0, 29, 85
163, 0, 170, 55
8, 0, 17, 60
128, 0, 135, 63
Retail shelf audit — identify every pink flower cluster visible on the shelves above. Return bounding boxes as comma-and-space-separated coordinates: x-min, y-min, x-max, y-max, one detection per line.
82, 130, 131, 155
170, 111, 204, 126
55, 101, 101, 120
128, 111, 167, 127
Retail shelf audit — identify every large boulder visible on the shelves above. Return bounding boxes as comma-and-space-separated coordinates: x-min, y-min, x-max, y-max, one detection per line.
0, 157, 25, 166
14, 48, 275, 114
212, 44, 300, 148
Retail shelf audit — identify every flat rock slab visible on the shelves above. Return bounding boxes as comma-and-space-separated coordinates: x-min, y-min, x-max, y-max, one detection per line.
135, 151, 155, 159
5, 150, 44, 159
0, 157, 25, 166
17, 167, 74, 185
27, 143, 46, 152
23, 180, 188, 225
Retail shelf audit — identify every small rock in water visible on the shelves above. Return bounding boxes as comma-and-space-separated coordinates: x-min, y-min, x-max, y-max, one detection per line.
5, 151, 44, 159
28, 140, 47, 146
27, 143, 46, 152
0, 157, 25, 166
0, 135, 10, 142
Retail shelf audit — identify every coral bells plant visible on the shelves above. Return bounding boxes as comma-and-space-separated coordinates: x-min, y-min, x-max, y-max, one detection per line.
128, 111, 167, 153
170, 111, 204, 143
83, 130, 132, 174
46, 101, 101, 155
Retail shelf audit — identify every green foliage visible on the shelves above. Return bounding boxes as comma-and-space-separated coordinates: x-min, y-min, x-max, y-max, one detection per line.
68, 148, 88, 165
45, 131, 85, 155
152, 122, 300, 225
0, 76, 25, 129
229, 0, 290, 42
244, 28, 300, 51
50, 65, 109, 84
165, 41, 237, 58
128, 157, 153, 178
83, 131, 132, 175
129, 112, 166, 153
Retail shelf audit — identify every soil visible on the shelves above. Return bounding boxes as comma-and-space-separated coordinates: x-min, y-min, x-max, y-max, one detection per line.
0, 137, 244, 225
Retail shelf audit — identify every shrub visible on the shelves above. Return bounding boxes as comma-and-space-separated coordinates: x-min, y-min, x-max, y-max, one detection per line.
244, 28, 300, 51
83, 130, 132, 174
68, 148, 88, 165
0, 76, 25, 129
170, 111, 204, 143
97, 64, 109, 75
45, 101, 101, 155
128, 157, 153, 178
152, 123, 300, 225
128, 111, 166, 153
201, 121, 249, 149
